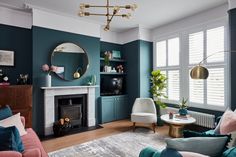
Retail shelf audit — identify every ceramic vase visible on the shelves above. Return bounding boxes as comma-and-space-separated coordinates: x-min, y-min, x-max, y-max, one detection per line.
179, 108, 188, 116
91, 75, 96, 85
45, 74, 51, 87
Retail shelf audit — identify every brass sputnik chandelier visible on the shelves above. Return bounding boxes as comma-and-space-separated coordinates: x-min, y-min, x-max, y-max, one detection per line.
79, 0, 137, 31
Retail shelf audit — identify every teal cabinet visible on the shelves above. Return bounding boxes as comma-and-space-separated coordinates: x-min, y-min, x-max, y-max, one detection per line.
99, 95, 130, 123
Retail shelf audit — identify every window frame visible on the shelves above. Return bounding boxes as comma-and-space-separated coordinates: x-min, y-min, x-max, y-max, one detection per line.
153, 18, 230, 111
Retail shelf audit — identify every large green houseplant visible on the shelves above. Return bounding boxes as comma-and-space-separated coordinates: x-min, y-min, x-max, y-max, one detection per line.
150, 69, 168, 125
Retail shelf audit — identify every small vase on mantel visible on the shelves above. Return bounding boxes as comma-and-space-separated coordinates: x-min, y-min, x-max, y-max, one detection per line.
45, 74, 51, 87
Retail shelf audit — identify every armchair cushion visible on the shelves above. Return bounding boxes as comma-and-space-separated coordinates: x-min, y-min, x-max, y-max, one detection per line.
222, 147, 236, 157
0, 105, 12, 120
0, 151, 22, 157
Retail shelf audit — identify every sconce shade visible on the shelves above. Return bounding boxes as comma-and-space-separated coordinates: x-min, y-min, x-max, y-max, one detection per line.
190, 65, 209, 79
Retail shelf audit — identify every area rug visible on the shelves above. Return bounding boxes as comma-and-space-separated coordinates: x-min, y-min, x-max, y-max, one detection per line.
48, 128, 168, 157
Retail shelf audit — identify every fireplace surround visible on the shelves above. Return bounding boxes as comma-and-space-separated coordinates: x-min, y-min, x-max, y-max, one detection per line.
41, 86, 98, 135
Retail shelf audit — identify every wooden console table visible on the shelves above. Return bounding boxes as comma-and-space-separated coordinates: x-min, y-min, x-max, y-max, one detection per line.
0, 85, 32, 128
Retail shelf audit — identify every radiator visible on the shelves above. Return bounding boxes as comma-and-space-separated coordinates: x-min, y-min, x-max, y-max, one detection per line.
160, 107, 215, 128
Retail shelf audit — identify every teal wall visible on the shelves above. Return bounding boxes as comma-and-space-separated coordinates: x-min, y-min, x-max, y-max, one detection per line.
32, 26, 100, 135
0, 24, 32, 84
123, 40, 153, 107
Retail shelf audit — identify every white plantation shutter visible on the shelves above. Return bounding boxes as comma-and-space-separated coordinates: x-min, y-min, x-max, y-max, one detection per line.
189, 31, 204, 64
188, 26, 226, 108
189, 69, 204, 104
156, 41, 166, 67
168, 70, 180, 101
207, 27, 224, 63
207, 68, 225, 106
168, 38, 179, 66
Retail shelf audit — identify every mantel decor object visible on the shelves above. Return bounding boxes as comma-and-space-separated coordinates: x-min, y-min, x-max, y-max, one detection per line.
79, 0, 137, 31
42, 64, 58, 87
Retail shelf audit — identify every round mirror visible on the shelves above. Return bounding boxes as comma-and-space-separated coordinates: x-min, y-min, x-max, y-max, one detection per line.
51, 42, 89, 81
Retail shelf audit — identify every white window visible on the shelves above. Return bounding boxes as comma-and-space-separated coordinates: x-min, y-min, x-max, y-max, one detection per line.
154, 24, 228, 111
189, 26, 226, 109
156, 37, 180, 103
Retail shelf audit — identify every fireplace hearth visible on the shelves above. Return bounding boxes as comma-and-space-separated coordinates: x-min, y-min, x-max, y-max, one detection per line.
55, 94, 87, 128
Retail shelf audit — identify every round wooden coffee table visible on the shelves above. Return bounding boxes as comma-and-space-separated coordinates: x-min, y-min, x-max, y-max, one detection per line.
161, 114, 196, 138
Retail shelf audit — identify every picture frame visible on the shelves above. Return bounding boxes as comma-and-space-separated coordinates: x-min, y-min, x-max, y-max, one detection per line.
0, 50, 14, 66
112, 50, 121, 59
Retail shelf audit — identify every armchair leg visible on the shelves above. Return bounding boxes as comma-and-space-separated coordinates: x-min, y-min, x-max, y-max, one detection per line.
133, 122, 136, 132
152, 123, 156, 133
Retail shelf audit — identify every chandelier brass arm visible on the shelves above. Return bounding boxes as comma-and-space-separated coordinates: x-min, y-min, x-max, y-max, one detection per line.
79, 0, 137, 31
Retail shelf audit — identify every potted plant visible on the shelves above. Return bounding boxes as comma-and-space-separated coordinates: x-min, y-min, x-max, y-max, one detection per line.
150, 70, 167, 125
179, 97, 188, 116
104, 51, 112, 72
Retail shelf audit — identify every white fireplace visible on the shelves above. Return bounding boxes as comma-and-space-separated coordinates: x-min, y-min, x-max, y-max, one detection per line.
41, 86, 98, 136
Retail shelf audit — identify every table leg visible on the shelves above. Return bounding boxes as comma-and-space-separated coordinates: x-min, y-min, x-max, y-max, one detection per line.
169, 124, 184, 138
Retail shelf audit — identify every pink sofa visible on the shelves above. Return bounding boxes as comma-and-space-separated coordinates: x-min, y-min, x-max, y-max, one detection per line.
0, 117, 48, 157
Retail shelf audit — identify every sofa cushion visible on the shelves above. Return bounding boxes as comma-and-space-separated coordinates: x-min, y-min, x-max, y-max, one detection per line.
0, 113, 27, 136
179, 151, 209, 157
0, 127, 18, 151
166, 136, 228, 157
222, 147, 236, 157
160, 148, 182, 157
0, 105, 12, 120
0, 126, 24, 152
22, 128, 48, 157
183, 130, 231, 150
220, 110, 236, 134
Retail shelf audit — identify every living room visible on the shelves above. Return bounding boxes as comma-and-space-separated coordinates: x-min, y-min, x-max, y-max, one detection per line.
0, 0, 236, 157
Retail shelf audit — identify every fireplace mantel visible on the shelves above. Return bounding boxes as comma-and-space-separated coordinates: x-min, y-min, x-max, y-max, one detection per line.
41, 85, 99, 135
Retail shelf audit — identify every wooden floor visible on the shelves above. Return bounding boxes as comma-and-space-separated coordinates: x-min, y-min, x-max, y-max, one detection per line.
42, 120, 169, 153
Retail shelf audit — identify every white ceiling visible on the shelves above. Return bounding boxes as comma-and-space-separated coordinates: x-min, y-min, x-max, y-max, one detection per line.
0, 0, 228, 32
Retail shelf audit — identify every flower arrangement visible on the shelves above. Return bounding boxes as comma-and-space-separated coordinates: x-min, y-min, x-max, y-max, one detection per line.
116, 65, 124, 73
42, 64, 58, 75
104, 51, 112, 66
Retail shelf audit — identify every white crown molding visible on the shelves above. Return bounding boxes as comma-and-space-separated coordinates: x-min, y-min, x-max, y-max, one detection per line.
228, 0, 236, 10
0, 6, 32, 29
32, 8, 101, 38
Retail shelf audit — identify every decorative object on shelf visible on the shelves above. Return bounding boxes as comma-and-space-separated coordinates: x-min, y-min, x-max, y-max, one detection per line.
17, 74, 29, 85
0, 50, 14, 66
0, 70, 10, 86
79, 0, 137, 31
190, 50, 236, 79
51, 42, 89, 81
150, 70, 168, 108
116, 65, 124, 73
104, 51, 112, 72
111, 68, 117, 73
112, 50, 121, 59
42, 64, 58, 87
178, 97, 188, 116
53, 117, 71, 137
87, 75, 96, 86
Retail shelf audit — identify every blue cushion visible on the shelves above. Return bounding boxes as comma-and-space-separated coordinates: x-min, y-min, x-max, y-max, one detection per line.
139, 147, 161, 157
222, 147, 236, 157
0, 127, 18, 151
160, 148, 182, 157
0, 126, 24, 152
0, 105, 13, 120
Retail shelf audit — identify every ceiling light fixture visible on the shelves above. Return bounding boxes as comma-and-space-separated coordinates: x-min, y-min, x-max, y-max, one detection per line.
78, 0, 137, 31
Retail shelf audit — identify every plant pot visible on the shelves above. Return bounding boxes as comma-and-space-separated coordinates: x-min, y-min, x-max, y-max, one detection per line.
104, 66, 112, 72
45, 74, 51, 87
179, 108, 188, 116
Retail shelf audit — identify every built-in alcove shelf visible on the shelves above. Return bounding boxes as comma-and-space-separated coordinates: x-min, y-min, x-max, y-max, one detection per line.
41, 85, 99, 136
100, 72, 127, 75
100, 58, 126, 63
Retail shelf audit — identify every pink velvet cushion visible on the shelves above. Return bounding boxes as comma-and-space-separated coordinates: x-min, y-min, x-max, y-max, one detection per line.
220, 110, 236, 134
179, 151, 209, 157
0, 151, 22, 157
